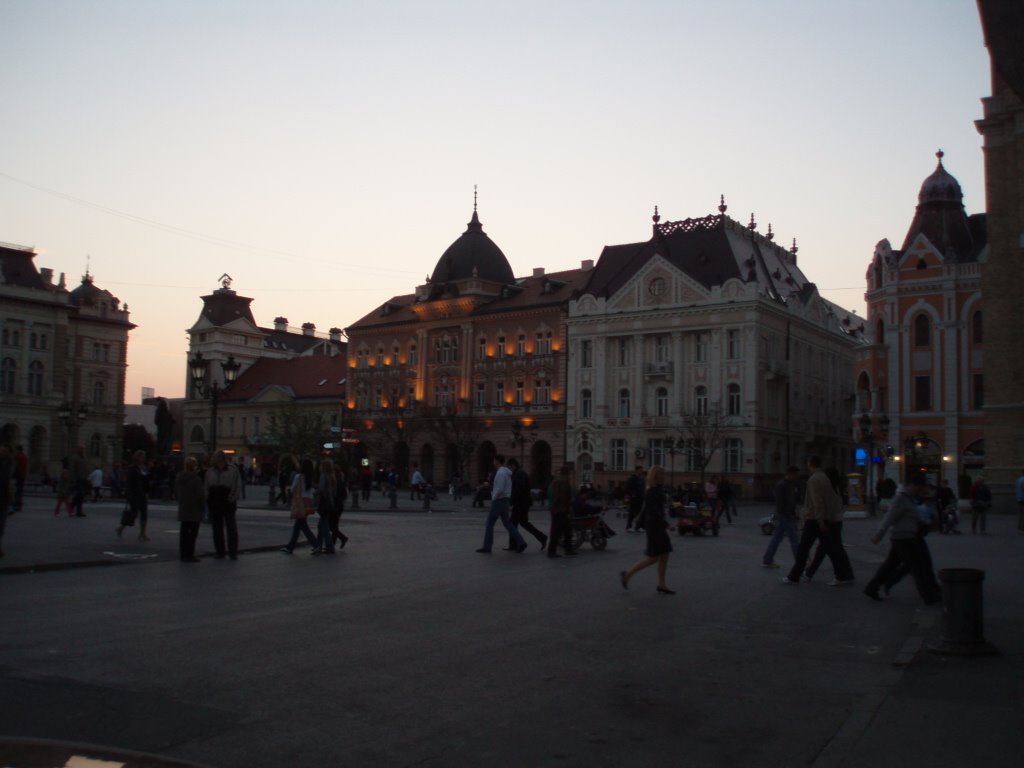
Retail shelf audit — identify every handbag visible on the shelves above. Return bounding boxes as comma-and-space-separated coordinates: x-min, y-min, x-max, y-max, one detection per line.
302, 495, 315, 516
120, 501, 136, 527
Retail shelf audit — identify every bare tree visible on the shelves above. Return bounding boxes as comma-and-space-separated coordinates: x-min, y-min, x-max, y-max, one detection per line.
422, 400, 484, 480
673, 407, 732, 486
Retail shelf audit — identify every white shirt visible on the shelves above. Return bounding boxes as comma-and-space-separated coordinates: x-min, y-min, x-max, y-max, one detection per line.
491, 465, 512, 500
89, 468, 103, 487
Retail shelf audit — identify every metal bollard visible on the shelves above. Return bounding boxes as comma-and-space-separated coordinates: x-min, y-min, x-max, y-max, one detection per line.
929, 568, 998, 656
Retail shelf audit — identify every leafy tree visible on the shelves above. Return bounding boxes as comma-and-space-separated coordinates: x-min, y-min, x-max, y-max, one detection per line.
263, 402, 328, 460
122, 423, 155, 460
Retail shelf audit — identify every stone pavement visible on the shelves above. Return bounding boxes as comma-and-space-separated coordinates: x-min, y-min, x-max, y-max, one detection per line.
0, 489, 1021, 767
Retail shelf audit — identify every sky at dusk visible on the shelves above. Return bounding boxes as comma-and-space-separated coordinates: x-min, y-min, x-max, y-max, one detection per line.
1, 0, 991, 403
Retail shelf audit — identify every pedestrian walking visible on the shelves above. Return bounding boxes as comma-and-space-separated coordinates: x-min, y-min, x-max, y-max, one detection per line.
410, 463, 425, 501
314, 458, 339, 554
0, 446, 12, 557
782, 455, 854, 587
1016, 469, 1024, 534
625, 465, 646, 532
206, 450, 241, 559
476, 454, 527, 554
969, 476, 992, 534
69, 445, 89, 517
864, 473, 940, 604
620, 465, 674, 594
281, 457, 318, 554
719, 476, 738, 520
176, 456, 205, 562
330, 465, 350, 549
546, 465, 576, 557
12, 445, 27, 513
804, 467, 852, 582
762, 466, 801, 568
89, 465, 104, 502
117, 450, 151, 541
53, 468, 74, 516
507, 457, 547, 551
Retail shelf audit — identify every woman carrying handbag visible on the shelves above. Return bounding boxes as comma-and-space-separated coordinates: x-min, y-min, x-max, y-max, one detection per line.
280, 457, 318, 554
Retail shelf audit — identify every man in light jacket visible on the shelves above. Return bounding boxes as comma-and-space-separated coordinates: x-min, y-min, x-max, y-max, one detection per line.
205, 450, 241, 559
782, 455, 854, 586
864, 473, 940, 604
476, 455, 527, 554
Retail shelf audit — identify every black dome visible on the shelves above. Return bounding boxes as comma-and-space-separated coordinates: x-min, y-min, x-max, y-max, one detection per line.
429, 210, 514, 285
918, 151, 963, 205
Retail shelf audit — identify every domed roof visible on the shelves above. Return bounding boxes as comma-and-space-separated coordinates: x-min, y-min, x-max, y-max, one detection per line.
918, 150, 963, 205
429, 208, 515, 285
69, 273, 119, 308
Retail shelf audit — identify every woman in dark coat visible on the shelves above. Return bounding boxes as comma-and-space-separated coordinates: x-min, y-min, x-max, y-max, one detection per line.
619, 465, 675, 594
117, 450, 151, 541
176, 456, 206, 562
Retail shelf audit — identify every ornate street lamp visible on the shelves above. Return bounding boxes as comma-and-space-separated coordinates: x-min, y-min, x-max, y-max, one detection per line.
858, 412, 889, 516
510, 418, 538, 466
189, 352, 241, 453
57, 400, 88, 459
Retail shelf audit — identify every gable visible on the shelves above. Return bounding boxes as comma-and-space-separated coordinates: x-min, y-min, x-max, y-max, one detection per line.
605, 255, 711, 313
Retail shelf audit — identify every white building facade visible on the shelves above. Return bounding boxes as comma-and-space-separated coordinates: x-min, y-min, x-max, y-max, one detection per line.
566, 207, 864, 498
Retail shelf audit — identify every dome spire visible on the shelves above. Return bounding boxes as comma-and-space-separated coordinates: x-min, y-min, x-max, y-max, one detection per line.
936, 148, 944, 166
473, 184, 478, 213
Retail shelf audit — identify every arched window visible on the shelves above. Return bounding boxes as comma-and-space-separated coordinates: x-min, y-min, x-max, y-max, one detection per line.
580, 388, 592, 419
0, 358, 15, 394
89, 432, 102, 458
913, 314, 931, 347
972, 310, 983, 344
694, 385, 708, 416
190, 424, 205, 444
727, 383, 741, 416
656, 387, 669, 417
618, 388, 631, 418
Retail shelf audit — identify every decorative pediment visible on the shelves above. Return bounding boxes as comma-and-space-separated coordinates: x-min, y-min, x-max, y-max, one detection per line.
249, 385, 296, 403
607, 256, 711, 313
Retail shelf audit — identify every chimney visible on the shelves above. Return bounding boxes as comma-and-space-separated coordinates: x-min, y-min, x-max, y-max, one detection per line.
329, 327, 342, 342
533, 267, 545, 277
40, 267, 53, 285
581, 259, 594, 271
301, 322, 316, 337
274, 316, 288, 332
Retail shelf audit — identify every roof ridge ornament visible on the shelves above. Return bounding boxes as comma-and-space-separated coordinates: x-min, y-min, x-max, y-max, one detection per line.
748, 212, 757, 231
718, 195, 727, 214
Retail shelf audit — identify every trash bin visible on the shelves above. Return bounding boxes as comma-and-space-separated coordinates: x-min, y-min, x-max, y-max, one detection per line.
929, 568, 998, 656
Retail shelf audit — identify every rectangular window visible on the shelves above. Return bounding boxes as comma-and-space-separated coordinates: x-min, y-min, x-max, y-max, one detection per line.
514, 381, 525, 405
655, 335, 669, 363
409, 345, 418, 365
617, 338, 631, 367
580, 390, 592, 419
478, 337, 487, 360
973, 374, 984, 410
724, 438, 743, 472
475, 382, 486, 407
914, 376, 931, 411
580, 339, 592, 368
497, 336, 506, 358
253, 416, 260, 435
536, 331, 552, 355
241, 416, 247, 436
517, 334, 526, 357
648, 438, 665, 468
611, 438, 628, 471
495, 381, 505, 406
534, 378, 551, 405
726, 329, 741, 360
228, 416, 235, 437
695, 332, 708, 362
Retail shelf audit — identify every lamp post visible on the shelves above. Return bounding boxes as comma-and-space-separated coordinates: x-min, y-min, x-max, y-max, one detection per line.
857, 412, 889, 516
510, 418, 538, 467
57, 401, 88, 460
664, 436, 684, 490
189, 351, 241, 453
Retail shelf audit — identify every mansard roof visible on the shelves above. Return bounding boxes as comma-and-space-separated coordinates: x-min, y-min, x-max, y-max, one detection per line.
0, 242, 50, 290
222, 354, 348, 402
584, 208, 810, 306
197, 287, 258, 327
